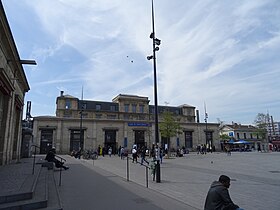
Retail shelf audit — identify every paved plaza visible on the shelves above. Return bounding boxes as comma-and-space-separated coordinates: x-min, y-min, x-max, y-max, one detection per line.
1, 151, 278, 210
71, 151, 280, 210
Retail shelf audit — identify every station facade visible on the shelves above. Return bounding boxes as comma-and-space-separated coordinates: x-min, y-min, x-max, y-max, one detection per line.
33, 92, 220, 154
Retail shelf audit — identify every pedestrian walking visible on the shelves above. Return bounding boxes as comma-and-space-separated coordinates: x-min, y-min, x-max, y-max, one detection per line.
132, 146, 137, 163
204, 175, 243, 210
120, 147, 125, 159
159, 147, 163, 163
140, 146, 149, 165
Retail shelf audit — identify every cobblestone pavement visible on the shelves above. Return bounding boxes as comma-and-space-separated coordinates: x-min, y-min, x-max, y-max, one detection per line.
78, 151, 280, 210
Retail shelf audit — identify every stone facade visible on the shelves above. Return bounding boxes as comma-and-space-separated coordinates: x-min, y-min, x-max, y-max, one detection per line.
0, 3, 30, 165
33, 92, 220, 154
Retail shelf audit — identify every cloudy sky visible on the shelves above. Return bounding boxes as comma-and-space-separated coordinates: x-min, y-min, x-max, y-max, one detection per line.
3, 0, 280, 124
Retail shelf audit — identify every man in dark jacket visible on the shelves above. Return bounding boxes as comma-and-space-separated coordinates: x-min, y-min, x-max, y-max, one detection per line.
45, 147, 69, 170
204, 175, 242, 210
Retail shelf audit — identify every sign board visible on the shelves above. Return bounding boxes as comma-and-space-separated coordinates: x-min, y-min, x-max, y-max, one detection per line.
128, 122, 150, 127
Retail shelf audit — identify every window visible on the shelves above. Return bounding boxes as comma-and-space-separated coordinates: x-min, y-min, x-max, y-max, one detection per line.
132, 104, 137, 113
65, 99, 71, 109
96, 104, 101, 110
237, 133, 240, 139
139, 105, 144, 113
185, 131, 193, 148
250, 133, 253, 139
244, 133, 247, 139
124, 104, 129, 112
110, 105, 116, 112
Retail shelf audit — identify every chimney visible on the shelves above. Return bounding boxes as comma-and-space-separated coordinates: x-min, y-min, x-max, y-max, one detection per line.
60, 91, 64, 97
196, 110, 200, 123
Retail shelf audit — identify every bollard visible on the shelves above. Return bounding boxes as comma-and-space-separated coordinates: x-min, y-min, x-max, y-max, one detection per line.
156, 160, 161, 183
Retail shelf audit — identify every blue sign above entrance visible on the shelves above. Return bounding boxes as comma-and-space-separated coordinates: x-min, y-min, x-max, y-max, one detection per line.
128, 122, 150, 127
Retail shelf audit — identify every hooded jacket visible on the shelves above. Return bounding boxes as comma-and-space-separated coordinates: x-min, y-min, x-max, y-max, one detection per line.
204, 181, 239, 210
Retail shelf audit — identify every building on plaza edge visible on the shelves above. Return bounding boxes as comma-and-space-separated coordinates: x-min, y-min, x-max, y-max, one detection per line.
33, 91, 220, 154
219, 123, 268, 151
0, 3, 30, 165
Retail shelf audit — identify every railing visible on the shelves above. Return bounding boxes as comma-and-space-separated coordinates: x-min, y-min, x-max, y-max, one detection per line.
54, 154, 66, 186
31, 145, 40, 175
126, 156, 151, 188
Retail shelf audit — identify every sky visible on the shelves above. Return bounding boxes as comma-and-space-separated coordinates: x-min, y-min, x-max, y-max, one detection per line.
2, 0, 280, 125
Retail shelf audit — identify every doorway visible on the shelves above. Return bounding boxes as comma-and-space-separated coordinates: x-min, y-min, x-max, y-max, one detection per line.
40, 129, 53, 154
134, 130, 145, 149
104, 130, 117, 154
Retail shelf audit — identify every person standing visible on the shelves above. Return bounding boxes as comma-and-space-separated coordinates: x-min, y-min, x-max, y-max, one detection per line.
132, 146, 137, 163
204, 175, 243, 210
108, 147, 112, 157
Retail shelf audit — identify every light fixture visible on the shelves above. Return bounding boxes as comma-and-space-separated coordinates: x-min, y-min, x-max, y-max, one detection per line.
147, 55, 154, 60
154, 38, 161, 45
154, 47, 159, 51
20, 60, 37, 65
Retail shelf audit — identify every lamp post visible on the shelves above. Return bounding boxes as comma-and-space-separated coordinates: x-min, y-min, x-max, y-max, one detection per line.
79, 88, 84, 153
204, 102, 209, 152
147, 0, 161, 183
147, 0, 161, 145
79, 108, 83, 151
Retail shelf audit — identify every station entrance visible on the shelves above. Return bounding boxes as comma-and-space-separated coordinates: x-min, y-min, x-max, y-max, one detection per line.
104, 130, 117, 154
134, 130, 145, 149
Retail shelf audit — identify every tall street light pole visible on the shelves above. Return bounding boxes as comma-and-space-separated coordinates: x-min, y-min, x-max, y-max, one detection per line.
147, 0, 161, 146
147, 0, 161, 183
79, 87, 84, 152
204, 102, 208, 152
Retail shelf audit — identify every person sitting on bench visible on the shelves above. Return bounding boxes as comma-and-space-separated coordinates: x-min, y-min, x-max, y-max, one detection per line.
45, 147, 69, 170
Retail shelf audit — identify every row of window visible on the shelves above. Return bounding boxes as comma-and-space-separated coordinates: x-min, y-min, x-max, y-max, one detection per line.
66, 100, 147, 113
124, 104, 145, 113
236, 133, 259, 139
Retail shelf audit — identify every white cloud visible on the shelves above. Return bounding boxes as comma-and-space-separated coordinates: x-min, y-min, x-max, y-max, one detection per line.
3, 0, 280, 123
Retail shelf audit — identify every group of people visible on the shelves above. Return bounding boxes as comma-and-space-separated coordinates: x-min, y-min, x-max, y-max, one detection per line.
130, 144, 164, 165
196, 144, 216, 154
46, 147, 243, 209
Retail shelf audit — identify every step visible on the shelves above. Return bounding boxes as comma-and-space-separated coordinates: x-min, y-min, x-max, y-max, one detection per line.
37, 170, 63, 210
0, 166, 48, 210
0, 164, 41, 204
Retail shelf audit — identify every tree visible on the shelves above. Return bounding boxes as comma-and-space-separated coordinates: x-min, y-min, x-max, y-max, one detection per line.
219, 134, 231, 141
159, 111, 183, 156
254, 113, 268, 140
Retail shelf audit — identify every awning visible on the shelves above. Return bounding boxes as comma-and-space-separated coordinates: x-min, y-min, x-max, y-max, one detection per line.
233, 140, 250, 144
